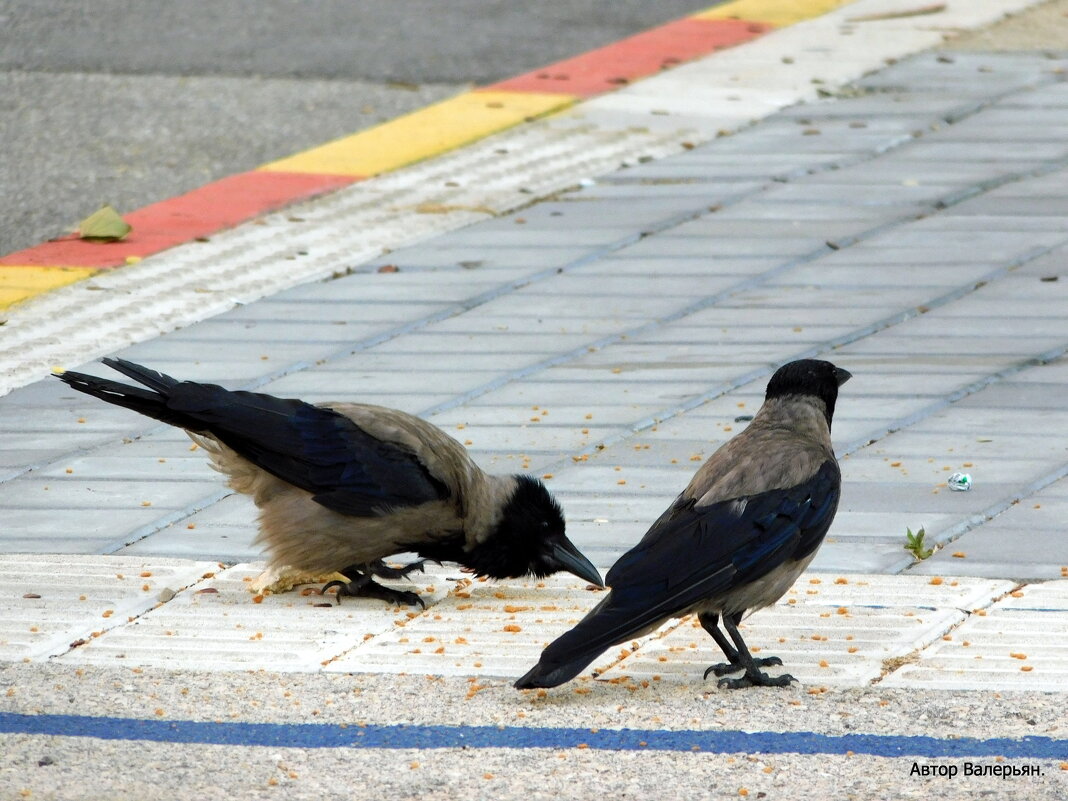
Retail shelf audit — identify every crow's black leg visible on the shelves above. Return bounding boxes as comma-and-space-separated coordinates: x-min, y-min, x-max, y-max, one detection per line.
700, 611, 784, 679
366, 559, 432, 580
714, 612, 793, 689
322, 566, 425, 609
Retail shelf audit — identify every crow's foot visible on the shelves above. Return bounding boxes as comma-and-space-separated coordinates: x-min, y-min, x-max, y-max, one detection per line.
367, 559, 432, 580
716, 670, 795, 690
703, 656, 783, 680
322, 577, 425, 609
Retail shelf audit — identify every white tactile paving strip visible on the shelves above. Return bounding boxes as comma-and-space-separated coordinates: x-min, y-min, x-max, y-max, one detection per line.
324, 572, 606, 678
596, 575, 1015, 689
53, 563, 452, 673
7, 555, 1066, 692
0, 555, 219, 661
883, 581, 1068, 691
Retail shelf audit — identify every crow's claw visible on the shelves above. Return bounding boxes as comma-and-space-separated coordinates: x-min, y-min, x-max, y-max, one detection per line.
324, 577, 425, 609
368, 559, 431, 580
703, 655, 783, 680
717, 671, 795, 690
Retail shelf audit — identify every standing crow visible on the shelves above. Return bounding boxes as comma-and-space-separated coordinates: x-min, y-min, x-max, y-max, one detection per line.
56, 358, 603, 606
515, 359, 850, 690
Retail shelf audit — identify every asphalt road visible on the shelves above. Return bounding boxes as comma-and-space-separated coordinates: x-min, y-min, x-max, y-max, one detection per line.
0, 0, 720, 256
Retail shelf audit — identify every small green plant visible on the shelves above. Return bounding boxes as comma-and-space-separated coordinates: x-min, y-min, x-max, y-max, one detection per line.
904, 526, 933, 560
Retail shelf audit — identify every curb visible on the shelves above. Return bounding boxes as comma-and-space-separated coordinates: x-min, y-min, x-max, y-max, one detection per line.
0, 0, 852, 309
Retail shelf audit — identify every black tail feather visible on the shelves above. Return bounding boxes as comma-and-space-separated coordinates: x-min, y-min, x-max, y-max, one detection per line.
101, 357, 179, 394
55, 366, 192, 430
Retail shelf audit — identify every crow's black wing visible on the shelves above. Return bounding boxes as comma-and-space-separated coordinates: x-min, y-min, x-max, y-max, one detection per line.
593, 460, 841, 651
61, 359, 450, 516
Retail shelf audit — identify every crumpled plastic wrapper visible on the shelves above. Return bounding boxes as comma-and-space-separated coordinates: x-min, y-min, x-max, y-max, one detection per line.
947, 472, 972, 492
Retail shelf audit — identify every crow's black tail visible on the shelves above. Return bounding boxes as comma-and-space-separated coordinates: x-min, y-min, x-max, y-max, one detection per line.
55, 359, 196, 431
514, 594, 621, 689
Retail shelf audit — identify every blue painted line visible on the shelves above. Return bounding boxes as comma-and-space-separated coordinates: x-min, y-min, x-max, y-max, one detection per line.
2, 713, 1065, 758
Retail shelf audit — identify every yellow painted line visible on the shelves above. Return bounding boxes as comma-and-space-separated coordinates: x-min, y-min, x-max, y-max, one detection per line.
695, 0, 854, 26
260, 90, 575, 178
0, 266, 99, 310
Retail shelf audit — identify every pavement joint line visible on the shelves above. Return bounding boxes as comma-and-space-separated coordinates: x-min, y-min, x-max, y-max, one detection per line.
96, 488, 233, 557
0, 712, 1065, 757
865, 579, 1031, 685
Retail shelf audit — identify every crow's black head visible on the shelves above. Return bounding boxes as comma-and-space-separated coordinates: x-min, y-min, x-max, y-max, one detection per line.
463, 475, 603, 586
765, 359, 852, 428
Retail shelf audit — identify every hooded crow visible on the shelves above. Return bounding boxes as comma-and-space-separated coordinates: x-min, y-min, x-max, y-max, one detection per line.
56, 358, 603, 606
515, 359, 850, 690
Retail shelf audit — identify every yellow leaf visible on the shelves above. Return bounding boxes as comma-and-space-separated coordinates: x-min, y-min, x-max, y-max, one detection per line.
78, 205, 132, 242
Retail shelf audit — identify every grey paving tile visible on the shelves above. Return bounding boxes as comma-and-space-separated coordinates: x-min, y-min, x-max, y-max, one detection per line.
219, 300, 448, 323
425, 227, 639, 249
475, 197, 719, 230
261, 368, 501, 397
139, 319, 387, 344
576, 180, 765, 200
117, 517, 260, 563
846, 332, 1067, 358
724, 285, 936, 309
366, 330, 594, 355
323, 350, 550, 373
0, 431, 124, 465
906, 141, 1068, 161
0, 478, 220, 511
617, 233, 826, 258
779, 261, 997, 286
798, 161, 1015, 185
117, 338, 349, 371
33, 454, 217, 482
810, 539, 921, 575
950, 381, 1068, 410
279, 274, 505, 303
360, 245, 590, 271
0, 509, 163, 550
711, 201, 923, 222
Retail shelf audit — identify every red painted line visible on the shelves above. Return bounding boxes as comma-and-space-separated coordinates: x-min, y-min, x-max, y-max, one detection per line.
486, 18, 772, 98
0, 171, 358, 269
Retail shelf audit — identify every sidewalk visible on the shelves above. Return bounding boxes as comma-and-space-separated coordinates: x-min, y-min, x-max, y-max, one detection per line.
2, 1, 1068, 798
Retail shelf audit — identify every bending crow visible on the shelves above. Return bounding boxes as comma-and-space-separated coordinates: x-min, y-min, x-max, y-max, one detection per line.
57, 358, 602, 606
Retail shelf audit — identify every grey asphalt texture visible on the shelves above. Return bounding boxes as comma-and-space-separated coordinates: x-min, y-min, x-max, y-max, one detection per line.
0, 0, 718, 256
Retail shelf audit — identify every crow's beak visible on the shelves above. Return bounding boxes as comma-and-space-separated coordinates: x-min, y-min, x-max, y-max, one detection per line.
835, 367, 852, 387
551, 537, 604, 588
